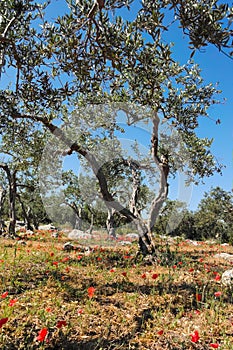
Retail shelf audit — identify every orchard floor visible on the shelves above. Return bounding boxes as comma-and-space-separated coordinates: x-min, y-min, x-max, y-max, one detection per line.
0, 230, 232, 349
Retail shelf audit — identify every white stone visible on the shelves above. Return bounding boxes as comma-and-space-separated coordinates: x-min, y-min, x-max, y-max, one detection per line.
221, 269, 233, 286
125, 233, 139, 241
38, 224, 56, 231
68, 229, 92, 240
214, 253, 233, 262
186, 239, 199, 246
63, 242, 74, 251
119, 241, 132, 246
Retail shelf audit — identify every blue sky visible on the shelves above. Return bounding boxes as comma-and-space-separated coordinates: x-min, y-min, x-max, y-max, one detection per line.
165, 21, 233, 210
1, 0, 232, 212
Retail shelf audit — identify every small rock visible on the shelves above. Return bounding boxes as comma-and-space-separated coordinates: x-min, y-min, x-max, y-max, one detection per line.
125, 233, 139, 241
68, 229, 92, 240
221, 269, 233, 286
186, 240, 199, 246
214, 253, 233, 262
63, 242, 74, 251
119, 241, 132, 246
38, 224, 57, 231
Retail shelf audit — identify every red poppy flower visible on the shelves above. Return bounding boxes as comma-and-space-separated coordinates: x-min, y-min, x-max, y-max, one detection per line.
189, 268, 194, 272
1, 291, 8, 298
109, 268, 115, 273
190, 330, 200, 343
87, 287, 95, 298
62, 257, 69, 262
214, 274, 221, 281
77, 309, 84, 315
52, 261, 58, 266
9, 299, 18, 307
194, 310, 201, 315
210, 344, 219, 348
36, 328, 48, 342
122, 272, 127, 277
141, 273, 146, 279
152, 273, 159, 279
56, 320, 67, 328
195, 293, 202, 302
172, 265, 177, 269
0, 318, 8, 328
214, 291, 222, 297
45, 307, 52, 313
157, 330, 164, 335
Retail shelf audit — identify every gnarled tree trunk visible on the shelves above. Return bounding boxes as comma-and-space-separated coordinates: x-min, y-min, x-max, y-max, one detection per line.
106, 207, 116, 238
17, 194, 34, 230
66, 201, 83, 229
8, 171, 17, 236
0, 186, 6, 233
0, 164, 17, 237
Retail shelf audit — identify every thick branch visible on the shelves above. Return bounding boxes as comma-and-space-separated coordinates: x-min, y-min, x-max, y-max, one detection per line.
128, 160, 141, 217
147, 113, 169, 232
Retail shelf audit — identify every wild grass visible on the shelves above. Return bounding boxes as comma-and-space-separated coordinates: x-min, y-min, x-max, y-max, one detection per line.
0, 230, 232, 349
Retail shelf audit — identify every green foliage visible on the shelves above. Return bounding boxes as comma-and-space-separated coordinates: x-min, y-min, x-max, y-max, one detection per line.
167, 0, 233, 56
157, 188, 233, 243
1, 0, 227, 181
153, 199, 189, 236
194, 186, 233, 242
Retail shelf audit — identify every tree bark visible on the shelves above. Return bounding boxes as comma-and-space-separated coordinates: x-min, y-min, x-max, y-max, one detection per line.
128, 160, 141, 217
74, 211, 82, 230
106, 207, 116, 238
8, 170, 17, 236
17, 194, 34, 230
66, 202, 83, 229
0, 164, 17, 236
88, 212, 94, 235
147, 114, 169, 232
0, 187, 6, 233
32, 213, 39, 230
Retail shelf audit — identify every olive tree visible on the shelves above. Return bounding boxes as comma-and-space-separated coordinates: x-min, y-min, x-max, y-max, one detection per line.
0, 0, 232, 255
0, 116, 44, 235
